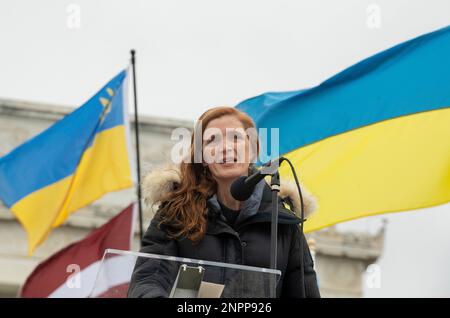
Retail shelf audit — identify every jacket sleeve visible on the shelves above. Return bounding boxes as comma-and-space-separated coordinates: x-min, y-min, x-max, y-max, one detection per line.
127, 217, 179, 298
281, 225, 321, 298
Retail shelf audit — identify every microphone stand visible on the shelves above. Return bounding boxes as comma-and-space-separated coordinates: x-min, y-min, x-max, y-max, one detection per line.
269, 170, 280, 298
232, 157, 294, 298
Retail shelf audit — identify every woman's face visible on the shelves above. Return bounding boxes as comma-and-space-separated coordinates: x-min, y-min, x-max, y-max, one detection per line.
202, 115, 254, 182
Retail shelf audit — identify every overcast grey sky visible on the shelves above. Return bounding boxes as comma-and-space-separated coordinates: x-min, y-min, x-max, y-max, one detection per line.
0, 0, 449, 297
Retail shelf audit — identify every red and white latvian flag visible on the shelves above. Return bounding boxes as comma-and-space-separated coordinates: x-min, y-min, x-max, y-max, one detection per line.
20, 203, 136, 298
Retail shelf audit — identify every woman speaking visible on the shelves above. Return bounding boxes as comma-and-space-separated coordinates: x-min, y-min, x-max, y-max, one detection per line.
128, 106, 320, 298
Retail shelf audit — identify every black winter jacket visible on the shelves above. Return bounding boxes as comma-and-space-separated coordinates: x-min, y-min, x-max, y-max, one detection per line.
128, 170, 320, 298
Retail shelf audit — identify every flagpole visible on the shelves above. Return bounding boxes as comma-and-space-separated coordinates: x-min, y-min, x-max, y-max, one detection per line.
130, 49, 144, 244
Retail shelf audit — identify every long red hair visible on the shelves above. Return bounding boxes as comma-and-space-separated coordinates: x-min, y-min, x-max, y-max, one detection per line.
156, 106, 258, 241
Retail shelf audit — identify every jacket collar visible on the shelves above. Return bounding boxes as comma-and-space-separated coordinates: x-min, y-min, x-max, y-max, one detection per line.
142, 164, 318, 236
143, 164, 317, 218
206, 178, 266, 225
206, 180, 302, 235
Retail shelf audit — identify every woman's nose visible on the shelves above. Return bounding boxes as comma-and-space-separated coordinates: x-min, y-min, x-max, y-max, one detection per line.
223, 138, 234, 152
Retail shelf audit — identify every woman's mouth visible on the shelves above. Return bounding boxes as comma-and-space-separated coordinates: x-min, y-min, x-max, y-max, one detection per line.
220, 157, 237, 164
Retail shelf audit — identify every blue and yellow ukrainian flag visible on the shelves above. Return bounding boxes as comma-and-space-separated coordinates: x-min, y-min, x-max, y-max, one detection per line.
237, 25, 450, 232
0, 70, 135, 254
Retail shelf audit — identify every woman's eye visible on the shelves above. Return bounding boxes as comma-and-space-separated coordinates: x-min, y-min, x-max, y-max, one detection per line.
205, 135, 218, 145
233, 134, 245, 142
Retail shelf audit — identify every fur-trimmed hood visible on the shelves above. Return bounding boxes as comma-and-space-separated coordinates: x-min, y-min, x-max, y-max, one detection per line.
142, 165, 318, 219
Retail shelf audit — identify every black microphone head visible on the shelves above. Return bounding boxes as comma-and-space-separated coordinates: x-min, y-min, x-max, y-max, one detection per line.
230, 176, 254, 201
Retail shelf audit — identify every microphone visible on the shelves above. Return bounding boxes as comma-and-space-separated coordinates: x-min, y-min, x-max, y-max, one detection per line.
230, 157, 285, 201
